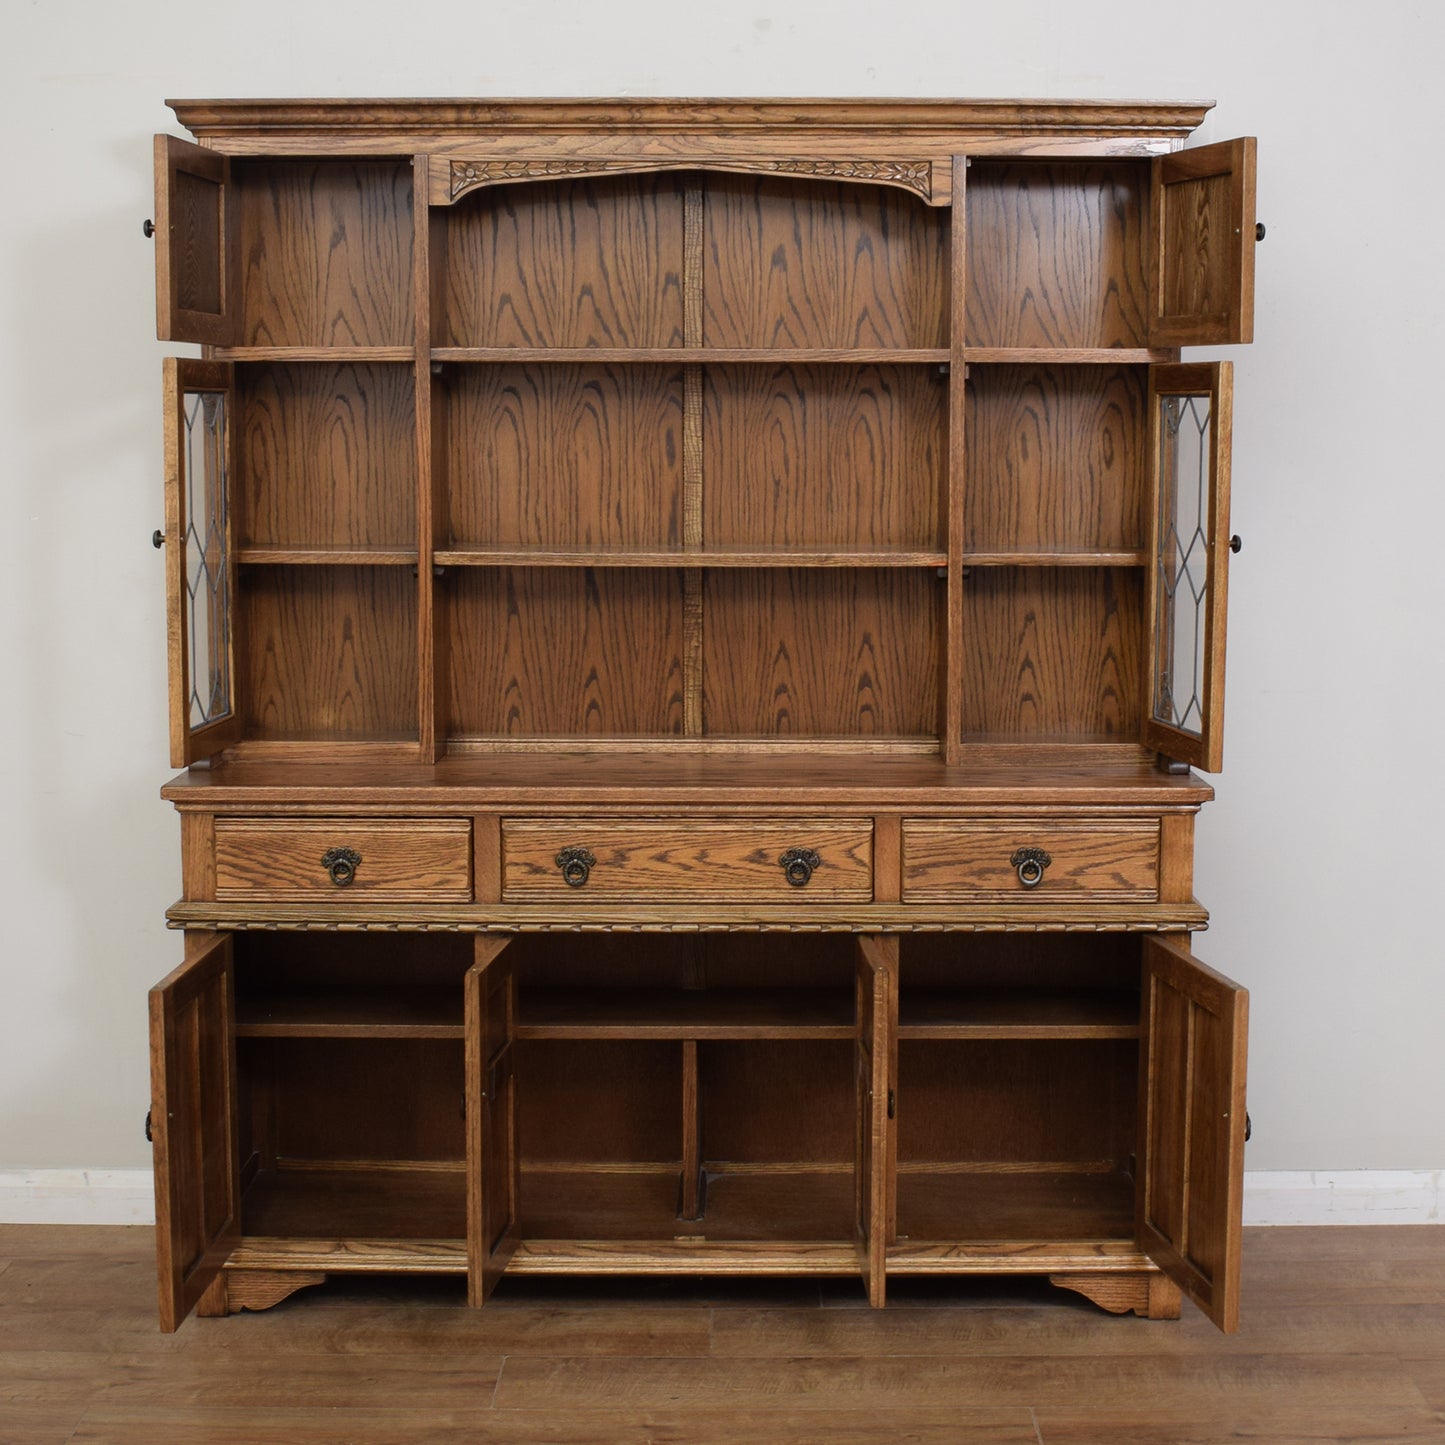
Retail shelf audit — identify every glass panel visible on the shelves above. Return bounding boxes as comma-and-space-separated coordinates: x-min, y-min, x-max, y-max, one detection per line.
182, 390, 232, 728
1153, 393, 1211, 735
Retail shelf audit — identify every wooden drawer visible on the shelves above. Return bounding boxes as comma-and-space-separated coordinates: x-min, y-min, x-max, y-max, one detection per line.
214, 819, 473, 902
502, 819, 873, 902
901, 820, 1159, 902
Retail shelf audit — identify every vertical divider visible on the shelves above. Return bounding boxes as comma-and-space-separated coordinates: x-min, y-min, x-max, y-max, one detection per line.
682, 181, 705, 737
680, 1038, 705, 1219
944, 156, 969, 764
413, 154, 447, 761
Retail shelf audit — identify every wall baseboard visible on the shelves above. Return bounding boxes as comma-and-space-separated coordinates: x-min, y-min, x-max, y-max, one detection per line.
0, 1168, 1440, 1228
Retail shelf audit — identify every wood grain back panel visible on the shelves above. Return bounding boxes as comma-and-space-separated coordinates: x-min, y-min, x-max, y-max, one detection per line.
237, 364, 416, 547
900, 934, 1140, 992
701, 1040, 854, 1163
703, 568, 941, 737
703, 177, 948, 348
236, 565, 419, 740
958, 567, 1143, 740
897, 1039, 1137, 1165
965, 365, 1147, 553
445, 174, 686, 347
445, 365, 683, 548
703, 365, 945, 549
965, 162, 1148, 349
236, 160, 414, 347
446, 567, 686, 737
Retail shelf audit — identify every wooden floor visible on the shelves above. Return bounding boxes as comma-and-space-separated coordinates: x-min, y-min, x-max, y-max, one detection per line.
1, 1226, 1442, 1443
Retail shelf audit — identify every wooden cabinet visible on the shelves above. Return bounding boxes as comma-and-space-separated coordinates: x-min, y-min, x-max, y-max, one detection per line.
146, 99, 1256, 1333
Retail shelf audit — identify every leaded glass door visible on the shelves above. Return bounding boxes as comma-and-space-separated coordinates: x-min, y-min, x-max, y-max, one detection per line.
1144, 363, 1233, 772
163, 359, 242, 766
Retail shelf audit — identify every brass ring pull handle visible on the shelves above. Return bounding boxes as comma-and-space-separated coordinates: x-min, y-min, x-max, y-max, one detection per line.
779, 847, 821, 887
321, 846, 362, 887
555, 846, 596, 887
1010, 846, 1052, 889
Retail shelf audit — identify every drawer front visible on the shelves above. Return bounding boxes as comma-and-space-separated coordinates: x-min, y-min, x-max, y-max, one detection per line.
214, 819, 473, 901
502, 819, 873, 901
901, 820, 1159, 902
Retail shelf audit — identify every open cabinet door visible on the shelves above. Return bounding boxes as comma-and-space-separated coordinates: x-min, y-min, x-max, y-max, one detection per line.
466, 937, 519, 1305
1138, 936, 1248, 1332
154, 135, 238, 345
1144, 362, 1233, 772
1149, 137, 1256, 347
149, 933, 241, 1332
164, 358, 243, 768
855, 935, 897, 1308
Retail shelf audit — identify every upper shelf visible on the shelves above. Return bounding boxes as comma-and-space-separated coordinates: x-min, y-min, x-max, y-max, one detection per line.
432, 348, 950, 365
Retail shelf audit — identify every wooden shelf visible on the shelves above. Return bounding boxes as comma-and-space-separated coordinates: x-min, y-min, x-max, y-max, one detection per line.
898, 989, 1140, 1040
235, 989, 463, 1039
240, 1165, 466, 1240
237, 546, 419, 566
214, 347, 415, 362
434, 546, 948, 569
519, 1165, 854, 1244
961, 549, 1148, 568
962, 348, 1174, 365
431, 347, 951, 364
895, 1167, 1135, 1243
517, 988, 854, 1040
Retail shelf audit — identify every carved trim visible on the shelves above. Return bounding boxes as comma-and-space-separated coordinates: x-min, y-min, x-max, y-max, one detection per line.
1050, 1271, 1182, 1320
222, 1268, 327, 1314
449, 156, 933, 204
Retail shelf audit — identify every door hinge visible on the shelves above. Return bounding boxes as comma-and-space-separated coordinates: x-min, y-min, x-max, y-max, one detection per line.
887, 1089, 896, 1120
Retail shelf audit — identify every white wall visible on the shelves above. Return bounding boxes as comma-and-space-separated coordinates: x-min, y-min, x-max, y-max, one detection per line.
2, 0, 1441, 1185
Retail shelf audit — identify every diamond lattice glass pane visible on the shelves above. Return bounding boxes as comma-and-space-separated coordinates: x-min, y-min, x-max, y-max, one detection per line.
1152, 393, 1211, 736
182, 389, 231, 728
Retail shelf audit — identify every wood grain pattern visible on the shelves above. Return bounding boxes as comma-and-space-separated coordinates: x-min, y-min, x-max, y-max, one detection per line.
236, 160, 414, 347
237, 364, 416, 548
703, 569, 941, 737
900, 819, 1159, 901
517, 987, 854, 1040
155, 135, 237, 345
214, 818, 472, 901
236, 566, 419, 740
703, 365, 945, 549
1139, 936, 1248, 1332
501, 819, 873, 901
445, 365, 683, 548
702, 177, 947, 348
959, 568, 1144, 740
445, 174, 685, 347
446, 568, 685, 737
965, 162, 1148, 349
965, 365, 1147, 553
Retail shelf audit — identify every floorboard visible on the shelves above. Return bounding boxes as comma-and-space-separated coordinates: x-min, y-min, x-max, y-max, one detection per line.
0, 1225, 1440, 1443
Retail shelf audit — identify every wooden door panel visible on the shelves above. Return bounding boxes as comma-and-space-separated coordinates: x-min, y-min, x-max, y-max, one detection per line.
154, 135, 238, 345
466, 937, 518, 1305
149, 933, 240, 1332
1144, 362, 1233, 772
1138, 935, 1247, 1332
1149, 137, 1256, 347
855, 935, 897, 1307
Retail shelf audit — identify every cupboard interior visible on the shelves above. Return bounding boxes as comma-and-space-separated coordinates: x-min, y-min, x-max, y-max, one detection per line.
227, 931, 1150, 1250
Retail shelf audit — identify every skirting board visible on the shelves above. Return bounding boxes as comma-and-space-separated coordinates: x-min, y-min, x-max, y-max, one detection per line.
0, 1169, 1441, 1227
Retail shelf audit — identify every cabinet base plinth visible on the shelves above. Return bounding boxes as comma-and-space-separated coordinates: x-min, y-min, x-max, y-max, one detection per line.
209, 1269, 328, 1315
1049, 1270, 1182, 1319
